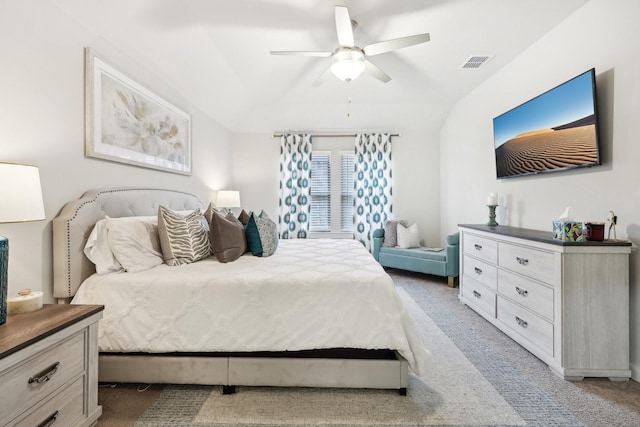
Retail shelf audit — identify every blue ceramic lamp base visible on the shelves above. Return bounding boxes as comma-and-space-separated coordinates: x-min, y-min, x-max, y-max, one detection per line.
0, 236, 7, 325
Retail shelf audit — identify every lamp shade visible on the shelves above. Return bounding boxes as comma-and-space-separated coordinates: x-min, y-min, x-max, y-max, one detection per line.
0, 163, 45, 223
216, 190, 241, 208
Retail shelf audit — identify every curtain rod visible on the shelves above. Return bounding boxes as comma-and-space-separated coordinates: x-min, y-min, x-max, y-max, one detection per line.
272, 133, 400, 138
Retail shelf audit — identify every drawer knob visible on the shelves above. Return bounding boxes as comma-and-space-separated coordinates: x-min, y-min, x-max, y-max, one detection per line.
516, 256, 529, 265
29, 361, 60, 384
474, 244, 483, 251
474, 267, 483, 275
37, 411, 59, 427
473, 290, 481, 299
515, 286, 528, 296
515, 316, 528, 328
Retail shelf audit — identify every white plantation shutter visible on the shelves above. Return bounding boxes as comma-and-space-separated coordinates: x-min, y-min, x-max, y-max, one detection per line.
341, 152, 355, 232
310, 152, 330, 231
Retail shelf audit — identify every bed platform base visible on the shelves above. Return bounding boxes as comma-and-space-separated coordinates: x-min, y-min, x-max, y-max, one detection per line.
98, 351, 409, 395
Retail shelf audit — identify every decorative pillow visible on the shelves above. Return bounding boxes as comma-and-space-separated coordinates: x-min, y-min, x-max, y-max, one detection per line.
157, 206, 211, 266
105, 216, 164, 272
210, 210, 247, 263
383, 220, 408, 247
245, 211, 278, 257
238, 209, 251, 226
397, 222, 420, 249
203, 203, 222, 225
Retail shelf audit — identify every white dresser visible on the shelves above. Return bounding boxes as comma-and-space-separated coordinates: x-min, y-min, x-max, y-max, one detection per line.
458, 224, 632, 380
0, 304, 103, 427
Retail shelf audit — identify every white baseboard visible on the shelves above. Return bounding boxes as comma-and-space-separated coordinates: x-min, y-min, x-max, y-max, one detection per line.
631, 362, 639, 383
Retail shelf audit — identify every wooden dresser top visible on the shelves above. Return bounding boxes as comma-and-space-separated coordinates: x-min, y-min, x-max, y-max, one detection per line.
0, 304, 103, 359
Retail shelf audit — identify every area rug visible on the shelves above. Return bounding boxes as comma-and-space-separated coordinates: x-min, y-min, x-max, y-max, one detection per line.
133, 285, 584, 427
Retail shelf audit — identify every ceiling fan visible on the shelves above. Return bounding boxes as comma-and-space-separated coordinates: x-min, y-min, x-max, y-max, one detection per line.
270, 5, 430, 86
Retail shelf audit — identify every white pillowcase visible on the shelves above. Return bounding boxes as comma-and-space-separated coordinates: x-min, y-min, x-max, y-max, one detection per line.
106, 216, 164, 273
397, 223, 420, 249
84, 219, 121, 275
84, 215, 159, 274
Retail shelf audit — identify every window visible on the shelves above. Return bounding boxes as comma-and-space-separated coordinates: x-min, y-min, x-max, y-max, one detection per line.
310, 152, 331, 232
310, 147, 355, 235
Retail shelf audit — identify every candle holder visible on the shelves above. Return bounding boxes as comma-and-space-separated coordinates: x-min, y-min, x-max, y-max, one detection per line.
487, 205, 498, 226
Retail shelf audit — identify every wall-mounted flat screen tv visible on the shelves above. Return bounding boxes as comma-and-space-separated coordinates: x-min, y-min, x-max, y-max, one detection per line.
493, 68, 601, 179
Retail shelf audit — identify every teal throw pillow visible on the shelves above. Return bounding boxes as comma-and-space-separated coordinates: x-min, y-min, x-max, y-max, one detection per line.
245, 211, 278, 257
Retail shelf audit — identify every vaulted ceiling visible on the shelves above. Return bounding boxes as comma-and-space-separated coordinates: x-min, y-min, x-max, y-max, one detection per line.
52, 0, 589, 133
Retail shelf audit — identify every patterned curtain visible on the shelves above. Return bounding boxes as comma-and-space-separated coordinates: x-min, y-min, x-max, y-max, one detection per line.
353, 133, 393, 250
278, 134, 312, 239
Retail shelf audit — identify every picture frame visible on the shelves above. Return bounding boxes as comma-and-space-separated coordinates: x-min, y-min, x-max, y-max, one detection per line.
85, 48, 191, 175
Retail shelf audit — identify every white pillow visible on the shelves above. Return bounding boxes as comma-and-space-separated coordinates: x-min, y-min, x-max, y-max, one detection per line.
397, 223, 420, 249
84, 219, 121, 275
105, 216, 164, 273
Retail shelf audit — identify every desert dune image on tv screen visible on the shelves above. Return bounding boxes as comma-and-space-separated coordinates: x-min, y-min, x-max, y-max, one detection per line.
493, 70, 598, 178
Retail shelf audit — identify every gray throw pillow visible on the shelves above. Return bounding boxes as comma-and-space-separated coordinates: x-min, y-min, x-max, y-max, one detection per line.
383, 220, 408, 247
210, 210, 247, 263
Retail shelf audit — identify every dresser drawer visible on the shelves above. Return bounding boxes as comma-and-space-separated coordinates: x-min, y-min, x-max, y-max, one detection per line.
463, 255, 497, 291
498, 242, 557, 284
462, 276, 496, 318
11, 376, 85, 427
0, 331, 86, 422
497, 296, 553, 356
498, 269, 554, 321
463, 233, 497, 264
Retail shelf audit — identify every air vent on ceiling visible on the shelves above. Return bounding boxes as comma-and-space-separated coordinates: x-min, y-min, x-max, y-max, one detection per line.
459, 55, 494, 70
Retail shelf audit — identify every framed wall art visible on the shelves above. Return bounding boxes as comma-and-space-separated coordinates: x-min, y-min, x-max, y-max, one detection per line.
85, 48, 191, 175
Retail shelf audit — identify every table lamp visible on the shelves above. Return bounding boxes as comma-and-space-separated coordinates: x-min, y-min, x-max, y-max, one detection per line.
0, 163, 45, 325
216, 190, 241, 214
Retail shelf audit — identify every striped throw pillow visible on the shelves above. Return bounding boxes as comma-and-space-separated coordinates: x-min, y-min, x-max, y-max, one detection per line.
157, 206, 211, 266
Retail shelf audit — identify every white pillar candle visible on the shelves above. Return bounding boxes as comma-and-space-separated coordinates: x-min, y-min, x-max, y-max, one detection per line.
487, 192, 498, 205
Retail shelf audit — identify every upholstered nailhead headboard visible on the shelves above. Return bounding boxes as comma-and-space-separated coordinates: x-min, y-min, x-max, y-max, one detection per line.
52, 188, 203, 300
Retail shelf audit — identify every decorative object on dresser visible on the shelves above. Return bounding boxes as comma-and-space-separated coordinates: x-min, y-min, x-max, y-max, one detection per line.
84, 48, 191, 175
0, 304, 103, 426
486, 192, 498, 226
7, 288, 44, 315
458, 224, 632, 381
607, 210, 617, 239
0, 163, 46, 325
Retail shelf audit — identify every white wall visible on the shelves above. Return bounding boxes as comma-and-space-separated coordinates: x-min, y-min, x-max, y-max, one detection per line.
0, 2, 233, 302
440, 0, 640, 380
232, 130, 442, 246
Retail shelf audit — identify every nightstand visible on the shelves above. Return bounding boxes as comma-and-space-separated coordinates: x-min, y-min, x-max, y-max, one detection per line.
0, 304, 103, 426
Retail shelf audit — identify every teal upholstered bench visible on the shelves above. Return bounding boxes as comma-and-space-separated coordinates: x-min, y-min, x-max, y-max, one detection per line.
372, 230, 460, 287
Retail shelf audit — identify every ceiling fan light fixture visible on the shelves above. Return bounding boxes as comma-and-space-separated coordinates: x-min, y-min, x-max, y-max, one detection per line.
330, 48, 365, 82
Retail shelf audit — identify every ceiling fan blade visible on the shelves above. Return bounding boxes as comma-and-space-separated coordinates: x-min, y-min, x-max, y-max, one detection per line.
363, 33, 430, 56
334, 6, 354, 47
270, 51, 332, 57
364, 60, 391, 83
312, 67, 333, 87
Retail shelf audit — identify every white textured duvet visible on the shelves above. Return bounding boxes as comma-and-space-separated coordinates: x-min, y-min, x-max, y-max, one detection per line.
72, 239, 430, 375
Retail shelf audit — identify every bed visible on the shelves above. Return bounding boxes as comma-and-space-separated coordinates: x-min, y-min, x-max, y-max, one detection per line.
53, 188, 429, 394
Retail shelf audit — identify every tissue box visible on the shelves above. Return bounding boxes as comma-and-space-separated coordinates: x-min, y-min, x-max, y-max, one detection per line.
552, 221, 584, 242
